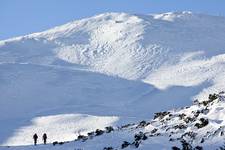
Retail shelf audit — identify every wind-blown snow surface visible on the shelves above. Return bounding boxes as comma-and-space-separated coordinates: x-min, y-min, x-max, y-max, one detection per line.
0, 11, 225, 147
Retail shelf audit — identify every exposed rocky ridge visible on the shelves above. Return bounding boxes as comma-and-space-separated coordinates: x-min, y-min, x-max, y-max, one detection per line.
81, 92, 225, 149
39, 92, 225, 150
2, 92, 225, 150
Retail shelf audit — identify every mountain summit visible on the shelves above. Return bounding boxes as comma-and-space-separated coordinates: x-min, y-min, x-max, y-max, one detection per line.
1, 12, 225, 90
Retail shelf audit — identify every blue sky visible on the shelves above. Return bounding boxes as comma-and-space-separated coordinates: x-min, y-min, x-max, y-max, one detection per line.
0, 0, 225, 40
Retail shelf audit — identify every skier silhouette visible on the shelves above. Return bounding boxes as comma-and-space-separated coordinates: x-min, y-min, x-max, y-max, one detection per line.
33, 133, 38, 145
42, 133, 47, 144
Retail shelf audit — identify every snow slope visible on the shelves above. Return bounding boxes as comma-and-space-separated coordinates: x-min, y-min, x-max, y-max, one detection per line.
0, 63, 153, 146
0, 11, 225, 147
2, 93, 225, 150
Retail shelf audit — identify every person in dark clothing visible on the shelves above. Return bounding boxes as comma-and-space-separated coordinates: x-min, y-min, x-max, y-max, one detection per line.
33, 133, 38, 145
42, 133, 47, 144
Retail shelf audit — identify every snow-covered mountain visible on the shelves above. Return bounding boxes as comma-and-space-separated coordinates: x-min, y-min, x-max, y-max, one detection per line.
0, 11, 225, 149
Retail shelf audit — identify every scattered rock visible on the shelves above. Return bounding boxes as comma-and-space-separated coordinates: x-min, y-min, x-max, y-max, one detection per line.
193, 99, 200, 105
200, 108, 209, 115
77, 135, 88, 142
105, 126, 114, 133
169, 138, 176, 142
121, 123, 134, 129
154, 111, 170, 119
181, 140, 192, 150
181, 132, 197, 139
103, 147, 114, 150
58, 142, 64, 145
221, 131, 224, 136
95, 129, 104, 136
218, 145, 225, 150
52, 141, 67, 146
193, 110, 200, 118
132, 140, 140, 148
121, 141, 130, 149
219, 91, 225, 94
194, 146, 203, 150
134, 132, 148, 141
195, 118, 209, 129
174, 124, 187, 130
87, 131, 95, 136
209, 94, 218, 101
178, 113, 186, 120
172, 146, 181, 150
151, 128, 158, 134
184, 117, 195, 124
200, 138, 204, 143
137, 120, 149, 128
53, 141, 58, 146
200, 93, 218, 106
